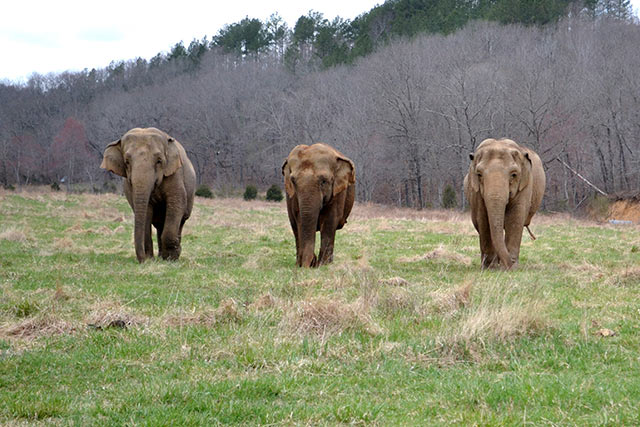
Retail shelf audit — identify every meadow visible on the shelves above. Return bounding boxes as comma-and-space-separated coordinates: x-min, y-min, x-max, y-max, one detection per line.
1, 188, 639, 425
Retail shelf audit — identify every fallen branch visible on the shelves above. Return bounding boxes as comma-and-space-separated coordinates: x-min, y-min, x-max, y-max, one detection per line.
555, 158, 607, 196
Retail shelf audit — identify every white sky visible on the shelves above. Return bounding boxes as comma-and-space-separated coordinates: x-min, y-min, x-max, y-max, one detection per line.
0, 0, 381, 82
1, 0, 639, 83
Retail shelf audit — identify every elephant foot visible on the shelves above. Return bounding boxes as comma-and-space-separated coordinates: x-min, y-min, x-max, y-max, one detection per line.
160, 247, 181, 261
296, 253, 317, 268
481, 254, 499, 270
136, 254, 154, 263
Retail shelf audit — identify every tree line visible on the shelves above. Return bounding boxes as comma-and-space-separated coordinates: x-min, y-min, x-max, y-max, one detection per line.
0, 0, 638, 210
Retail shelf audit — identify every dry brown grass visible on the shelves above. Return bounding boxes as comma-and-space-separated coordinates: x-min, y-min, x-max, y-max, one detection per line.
282, 296, 381, 336
352, 203, 467, 222
85, 300, 149, 330
379, 277, 411, 287
436, 280, 550, 356
248, 293, 279, 311
0, 227, 29, 243
376, 287, 416, 315
0, 315, 77, 340
606, 266, 640, 287
398, 244, 472, 266
164, 298, 242, 327
430, 281, 473, 316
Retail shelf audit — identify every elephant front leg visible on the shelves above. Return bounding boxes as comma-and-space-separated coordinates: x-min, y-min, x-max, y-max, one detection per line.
475, 211, 497, 269
144, 205, 154, 259
504, 212, 526, 268
160, 199, 185, 261
318, 214, 338, 266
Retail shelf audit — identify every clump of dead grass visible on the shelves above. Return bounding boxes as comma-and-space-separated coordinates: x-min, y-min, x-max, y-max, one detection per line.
53, 237, 75, 250
85, 301, 149, 330
0, 227, 29, 243
282, 296, 382, 336
165, 298, 242, 327
398, 244, 472, 266
606, 266, 640, 287
435, 279, 551, 360
430, 281, 473, 316
249, 293, 279, 311
379, 277, 411, 287
0, 315, 77, 339
376, 287, 416, 315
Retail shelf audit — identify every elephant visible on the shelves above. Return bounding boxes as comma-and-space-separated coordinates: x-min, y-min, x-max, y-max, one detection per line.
464, 138, 546, 270
282, 143, 356, 267
100, 127, 196, 263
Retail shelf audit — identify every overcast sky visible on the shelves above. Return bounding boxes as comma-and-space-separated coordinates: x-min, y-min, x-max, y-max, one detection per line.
0, 0, 382, 82
2, 0, 638, 83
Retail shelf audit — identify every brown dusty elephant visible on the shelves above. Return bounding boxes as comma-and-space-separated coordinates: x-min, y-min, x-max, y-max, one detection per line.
464, 138, 546, 270
282, 143, 356, 267
100, 127, 196, 263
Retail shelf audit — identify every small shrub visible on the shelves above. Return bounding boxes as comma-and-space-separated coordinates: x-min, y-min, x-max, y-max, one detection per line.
586, 194, 610, 221
243, 185, 258, 201
195, 184, 214, 198
102, 181, 117, 193
265, 184, 283, 202
50, 182, 60, 191
442, 185, 457, 209
3, 184, 15, 191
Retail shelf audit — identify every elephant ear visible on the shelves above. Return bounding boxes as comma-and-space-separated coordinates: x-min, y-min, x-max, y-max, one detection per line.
164, 137, 183, 177
519, 151, 533, 192
100, 140, 126, 177
282, 159, 295, 198
468, 153, 479, 193
333, 156, 355, 197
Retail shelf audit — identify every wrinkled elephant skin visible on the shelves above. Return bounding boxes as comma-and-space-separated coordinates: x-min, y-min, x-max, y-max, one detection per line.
282, 143, 355, 268
101, 127, 196, 263
464, 138, 545, 270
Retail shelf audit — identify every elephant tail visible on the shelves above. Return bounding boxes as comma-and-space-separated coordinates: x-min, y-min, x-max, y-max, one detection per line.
525, 226, 537, 241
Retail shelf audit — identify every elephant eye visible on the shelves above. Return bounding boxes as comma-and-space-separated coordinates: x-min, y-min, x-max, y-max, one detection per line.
511, 173, 517, 179
290, 176, 296, 185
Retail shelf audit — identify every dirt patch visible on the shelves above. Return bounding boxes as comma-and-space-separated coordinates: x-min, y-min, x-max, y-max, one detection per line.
608, 199, 640, 223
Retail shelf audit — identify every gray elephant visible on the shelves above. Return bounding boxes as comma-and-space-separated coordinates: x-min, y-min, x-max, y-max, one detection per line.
100, 127, 196, 262
464, 138, 546, 270
282, 143, 355, 267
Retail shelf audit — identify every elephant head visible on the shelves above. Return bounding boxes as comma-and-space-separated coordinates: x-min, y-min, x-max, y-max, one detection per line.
282, 144, 355, 267
100, 127, 183, 262
467, 138, 533, 269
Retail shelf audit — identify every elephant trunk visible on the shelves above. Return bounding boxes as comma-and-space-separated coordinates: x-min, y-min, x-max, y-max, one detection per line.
298, 193, 321, 268
131, 173, 154, 263
485, 184, 512, 269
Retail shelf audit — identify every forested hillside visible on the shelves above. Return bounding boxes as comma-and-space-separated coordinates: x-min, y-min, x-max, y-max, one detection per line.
1, 0, 638, 209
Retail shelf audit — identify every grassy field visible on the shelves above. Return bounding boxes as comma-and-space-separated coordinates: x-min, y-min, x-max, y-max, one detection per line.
1, 187, 639, 425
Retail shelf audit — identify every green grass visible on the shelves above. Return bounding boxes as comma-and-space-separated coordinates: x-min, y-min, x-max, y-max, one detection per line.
1, 188, 640, 425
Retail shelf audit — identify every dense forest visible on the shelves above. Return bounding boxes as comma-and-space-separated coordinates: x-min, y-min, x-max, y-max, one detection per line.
1, 0, 638, 209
